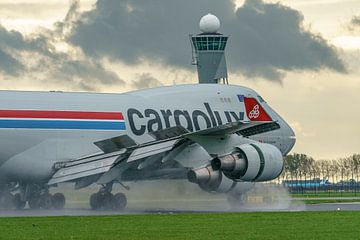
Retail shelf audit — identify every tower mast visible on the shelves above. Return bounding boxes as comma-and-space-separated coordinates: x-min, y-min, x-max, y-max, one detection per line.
190, 14, 229, 84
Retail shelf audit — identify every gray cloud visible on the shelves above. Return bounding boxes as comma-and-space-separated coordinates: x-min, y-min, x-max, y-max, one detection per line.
68, 0, 346, 82
0, 24, 44, 76
0, 49, 24, 75
0, 0, 347, 87
45, 57, 123, 91
0, 0, 123, 91
229, 0, 346, 80
131, 73, 162, 89
53, 0, 80, 39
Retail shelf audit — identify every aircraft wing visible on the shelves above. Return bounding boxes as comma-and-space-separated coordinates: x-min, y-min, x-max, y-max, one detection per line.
48, 120, 279, 186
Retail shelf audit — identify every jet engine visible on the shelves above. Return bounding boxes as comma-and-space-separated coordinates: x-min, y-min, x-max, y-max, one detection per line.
211, 143, 283, 182
187, 166, 254, 193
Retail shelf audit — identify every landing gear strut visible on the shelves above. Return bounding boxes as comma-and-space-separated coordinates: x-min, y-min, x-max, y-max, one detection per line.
0, 183, 66, 210
90, 184, 127, 211
18, 184, 66, 210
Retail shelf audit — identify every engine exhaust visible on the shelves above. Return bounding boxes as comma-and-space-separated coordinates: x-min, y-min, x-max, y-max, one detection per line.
187, 167, 213, 184
211, 153, 247, 174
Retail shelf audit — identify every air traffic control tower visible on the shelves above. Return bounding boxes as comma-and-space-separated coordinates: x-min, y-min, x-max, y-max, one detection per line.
190, 14, 229, 84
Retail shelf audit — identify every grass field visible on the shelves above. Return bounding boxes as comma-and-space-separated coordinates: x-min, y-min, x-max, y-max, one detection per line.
1, 212, 360, 240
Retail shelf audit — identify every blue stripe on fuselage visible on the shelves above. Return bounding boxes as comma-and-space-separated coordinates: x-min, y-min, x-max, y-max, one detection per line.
0, 120, 126, 130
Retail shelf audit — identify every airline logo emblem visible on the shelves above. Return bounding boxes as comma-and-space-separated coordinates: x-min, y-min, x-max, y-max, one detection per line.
0, 110, 126, 130
248, 104, 260, 119
237, 95, 272, 122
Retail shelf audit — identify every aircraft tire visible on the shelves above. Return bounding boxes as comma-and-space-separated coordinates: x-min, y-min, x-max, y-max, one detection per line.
102, 192, 114, 210
39, 193, 53, 210
113, 193, 127, 211
90, 193, 101, 210
52, 193, 66, 210
13, 193, 26, 210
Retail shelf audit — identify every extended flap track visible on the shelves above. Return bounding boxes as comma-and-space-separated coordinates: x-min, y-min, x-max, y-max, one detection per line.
49, 150, 126, 185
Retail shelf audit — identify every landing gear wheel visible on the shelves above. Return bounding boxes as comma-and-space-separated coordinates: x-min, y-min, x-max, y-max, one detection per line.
39, 193, 53, 209
113, 193, 127, 211
0, 192, 14, 209
13, 193, 26, 210
90, 193, 101, 210
102, 192, 114, 210
52, 193, 65, 210
28, 195, 41, 209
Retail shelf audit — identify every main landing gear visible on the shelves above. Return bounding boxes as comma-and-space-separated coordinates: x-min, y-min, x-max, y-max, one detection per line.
25, 184, 66, 210
0, 183, 66, 210
27, 192, 66, 210
89, 183, 127, 211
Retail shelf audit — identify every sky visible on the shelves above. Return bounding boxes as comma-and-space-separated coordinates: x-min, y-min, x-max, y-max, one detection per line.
0, 0, 359, 159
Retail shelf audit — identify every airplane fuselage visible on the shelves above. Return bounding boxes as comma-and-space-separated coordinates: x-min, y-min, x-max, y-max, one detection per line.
0, 84, 295, 182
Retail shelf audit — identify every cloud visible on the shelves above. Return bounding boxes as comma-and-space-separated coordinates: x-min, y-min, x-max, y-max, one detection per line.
68, 0, 346, 82
0, 0, 124, 91
229, 0, 346, 81
47, 57, 123, 91
68, 0, 231, 67
0, 24, 44, 75
131, 73, 162, 89
0, 49, 24, 75
0, 0, 347, 88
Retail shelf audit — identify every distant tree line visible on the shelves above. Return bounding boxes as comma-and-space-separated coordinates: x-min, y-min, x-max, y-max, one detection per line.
278, 153, 360, 192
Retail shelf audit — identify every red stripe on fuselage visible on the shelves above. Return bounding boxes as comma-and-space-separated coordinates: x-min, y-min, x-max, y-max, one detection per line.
0, 110, 124, 120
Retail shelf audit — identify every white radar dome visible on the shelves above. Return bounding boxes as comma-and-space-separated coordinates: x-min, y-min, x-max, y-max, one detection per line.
199, 13, 220, 33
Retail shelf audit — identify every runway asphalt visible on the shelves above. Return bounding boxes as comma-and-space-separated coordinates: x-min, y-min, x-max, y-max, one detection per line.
0, 201, 360, 217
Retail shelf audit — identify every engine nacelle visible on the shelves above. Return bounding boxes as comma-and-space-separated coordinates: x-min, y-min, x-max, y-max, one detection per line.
187, 166, 254, 193
211, 143, 283, 182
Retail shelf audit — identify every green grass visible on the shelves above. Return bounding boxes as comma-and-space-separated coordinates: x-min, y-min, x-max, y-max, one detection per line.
1, 212, 360, 240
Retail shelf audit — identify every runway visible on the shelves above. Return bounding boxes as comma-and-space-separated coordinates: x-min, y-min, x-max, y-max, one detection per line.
0, 201, 360, 217
305, 202, 360, 211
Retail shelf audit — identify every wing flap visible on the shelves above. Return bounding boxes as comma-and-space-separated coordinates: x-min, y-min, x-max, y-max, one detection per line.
48, 151, 125, 185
